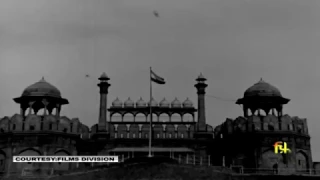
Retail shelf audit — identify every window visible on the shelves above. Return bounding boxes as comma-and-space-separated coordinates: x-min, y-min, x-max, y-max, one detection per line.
133, 134, 136, 138
49, 124, 53, 130
30, 126, 35, 130
0, 129, 4, 133
145, 134, 148, 138
120, 134, 123, 138
0, 160, 3, 166
220, 134, 223, 138
115, 133, 117, 138
157, 134, 160, 138
298, 160, 301, 165
63, 128, 67, 133
181, 134, 184, 138
12, 124, 16, 130
168, 134, 172, 138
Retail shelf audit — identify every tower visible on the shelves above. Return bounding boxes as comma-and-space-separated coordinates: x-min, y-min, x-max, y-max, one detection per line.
194, 73, 208, 132
97, 72, 110, 132
13, 77, 69, 118
236, 78, 290, 118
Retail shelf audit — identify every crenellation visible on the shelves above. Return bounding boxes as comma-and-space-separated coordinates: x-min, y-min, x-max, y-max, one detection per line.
0, 76, 314, 175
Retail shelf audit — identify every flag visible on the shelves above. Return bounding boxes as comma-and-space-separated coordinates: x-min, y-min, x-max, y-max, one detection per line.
151, 70, 165, 84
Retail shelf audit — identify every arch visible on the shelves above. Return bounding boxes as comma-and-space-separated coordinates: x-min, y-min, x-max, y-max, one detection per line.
0, 150, 6, 172
147, 113, 158, 122
296, 150, 309, 171
258, 109, 267, 116
182, 113, 193, 122
80, 125, 90, 139
123, 113, 134, 122
0, 117, 9, 132
129, 124, 139, 138
54, 149, 70, 171
10, 114, 23, 131
111, 113, 122, 122
135, 113, 146, 122
17, 148, 42, 171
43, 115, 58, 131
170, 113, 181, 122
261, 149, 283, 169
58, 117, 71, 133
251, 116, 261, 130
177, 125, 188, 138
153, 124, 164, 138
159, 113, 169, 122
117, 124, 127, 138
141, 124, 150, 138
166, 124, 175, 138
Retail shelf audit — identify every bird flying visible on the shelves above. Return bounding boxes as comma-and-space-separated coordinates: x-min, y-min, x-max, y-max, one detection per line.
153, 11, 159, 17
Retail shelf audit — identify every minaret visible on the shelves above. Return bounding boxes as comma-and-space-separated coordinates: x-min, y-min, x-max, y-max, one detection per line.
194, 73, 208, 132
97, 72, 110, 132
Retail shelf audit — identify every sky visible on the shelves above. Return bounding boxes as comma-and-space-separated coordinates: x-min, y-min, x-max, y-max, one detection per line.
0, 0, 320, 160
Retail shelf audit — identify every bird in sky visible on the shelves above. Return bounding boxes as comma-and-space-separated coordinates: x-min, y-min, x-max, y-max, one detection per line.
85, 74, 90, 78
153, 11, 159, 17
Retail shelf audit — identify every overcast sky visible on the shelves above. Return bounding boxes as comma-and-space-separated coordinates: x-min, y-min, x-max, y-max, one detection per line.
1, 0, 320, 160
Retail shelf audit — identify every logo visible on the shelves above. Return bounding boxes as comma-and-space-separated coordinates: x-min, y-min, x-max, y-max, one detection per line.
273, 141, 291, 154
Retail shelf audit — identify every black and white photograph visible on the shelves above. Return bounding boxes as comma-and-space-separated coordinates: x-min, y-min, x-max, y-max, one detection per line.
0, 0, 320, 179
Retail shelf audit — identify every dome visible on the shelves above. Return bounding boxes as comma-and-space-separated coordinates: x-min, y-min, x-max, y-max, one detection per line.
136, 97, 146, 107
182, 98, 193, 108
112, 97, 122, 107
159, 98, 170, 107
244, 78, 282, 97
22, 77, 61, 98
171, 98, 181, 108
148, 98, 158, 107
124, 98, 134, 107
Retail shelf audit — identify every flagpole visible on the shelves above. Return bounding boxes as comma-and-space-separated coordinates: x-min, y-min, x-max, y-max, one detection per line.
148, 67, 153, 157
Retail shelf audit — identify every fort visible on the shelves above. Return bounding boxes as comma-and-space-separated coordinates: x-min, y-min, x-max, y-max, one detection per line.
0, 72, 319, 177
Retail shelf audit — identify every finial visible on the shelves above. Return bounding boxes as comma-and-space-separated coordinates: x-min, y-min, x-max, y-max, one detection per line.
99, 72, 110, 80
40, 77, 45, 82
196, 73, 207, 81
259, 78, 264, 82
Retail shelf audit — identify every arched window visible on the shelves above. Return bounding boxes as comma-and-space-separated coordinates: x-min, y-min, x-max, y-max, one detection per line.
49, 124, 53, 130
181, 134, 184, 138
133, 134, 136, 138
168, 134, 172, 138
157, 134, 160, 138
12, 124, 16, 130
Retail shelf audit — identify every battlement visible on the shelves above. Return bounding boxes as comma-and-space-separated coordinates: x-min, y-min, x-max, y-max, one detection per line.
0, 114, 90, 138
214, 114, 309, 137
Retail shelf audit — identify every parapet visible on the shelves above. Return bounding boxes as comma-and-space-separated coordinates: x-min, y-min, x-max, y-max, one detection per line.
214, 114, 309, 138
